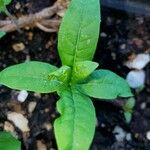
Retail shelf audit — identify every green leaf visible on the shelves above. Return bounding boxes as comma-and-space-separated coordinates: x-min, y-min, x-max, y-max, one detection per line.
124, 112, 132, 123
54, 87, 96, 150
0, 0, 12, 12
0, 0, 5, 11
123, 97, 135, 111
58, 0, 100, 66
48, 65, 71, 84
0, 32, 6, 38
71, 61, 99, 83
3, 0, 12, 5
0, 61, 63, 93
123, 97, 135, 123
77, 69, 133, 100
0, 132, 21, 150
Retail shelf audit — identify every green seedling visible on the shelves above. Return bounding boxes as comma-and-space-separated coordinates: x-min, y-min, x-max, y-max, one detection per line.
123, 97, 135, 123
0, 0, 133, 149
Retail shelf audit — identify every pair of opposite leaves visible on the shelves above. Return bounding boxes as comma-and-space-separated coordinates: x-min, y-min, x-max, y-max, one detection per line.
0, 0, 133, 150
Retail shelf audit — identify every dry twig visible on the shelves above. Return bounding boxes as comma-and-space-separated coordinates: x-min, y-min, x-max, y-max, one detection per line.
0, 0, 67, 32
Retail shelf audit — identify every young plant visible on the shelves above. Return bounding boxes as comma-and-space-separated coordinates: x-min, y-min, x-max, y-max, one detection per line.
123, 97, 135, 123
0, 0, 133, 149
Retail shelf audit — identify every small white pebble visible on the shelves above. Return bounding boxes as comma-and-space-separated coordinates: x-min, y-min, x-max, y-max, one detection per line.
136, 17, 144, 24
126, 133, 132, 141
28, 102, 37, 113
125, 53, 150, 70
101, 123, 106, 128
101, 32, 107, 37
7, 112, 29, 132
120, 44, 126, 50
17, 90, 28, 102
34, 93, 41, 98
15, 2, 21, 10
140, 102, 146, 110
43, 123, 52, 131
126, 70, 145, 88
113, 126, 126, 142
146, 131, 150, 140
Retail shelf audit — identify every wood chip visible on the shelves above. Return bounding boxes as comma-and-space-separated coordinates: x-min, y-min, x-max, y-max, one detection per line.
7, 112, 30, 132
37, 140, 47, 150
12, 43, 25, 52
4, 121, 15, 132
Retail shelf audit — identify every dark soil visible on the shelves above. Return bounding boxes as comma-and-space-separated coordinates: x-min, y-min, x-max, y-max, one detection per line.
0, 0, 150, 150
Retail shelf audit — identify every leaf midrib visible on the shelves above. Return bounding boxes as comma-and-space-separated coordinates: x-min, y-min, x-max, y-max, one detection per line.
0, 74, 62, 84
70, 87, 76, 150
70, 0, 86, 84
72, 0, 86, 67
1, 73, 48, 80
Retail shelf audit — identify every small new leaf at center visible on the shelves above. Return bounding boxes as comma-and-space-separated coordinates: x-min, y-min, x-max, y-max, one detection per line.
48, 65, 71, 84
71, 60, 99, 83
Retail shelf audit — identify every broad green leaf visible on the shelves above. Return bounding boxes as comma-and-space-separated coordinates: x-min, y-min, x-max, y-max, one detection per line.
0, 132, 21, 150
54, 87, 96, 150
58, 0, 100, 66
77, 69, 133, 100
0, 0, 12, 12
0, 61, 63, 93
48, 65, 71, 84
0, 32, 6, 38
71, 61, 99, 83
3, 0, 12, 5
0, 0, 5, 11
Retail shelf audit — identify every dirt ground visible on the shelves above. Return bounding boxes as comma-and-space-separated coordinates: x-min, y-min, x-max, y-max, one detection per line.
0, 0, 150, 150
